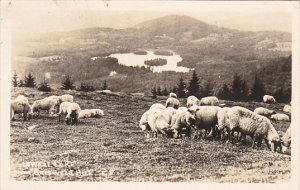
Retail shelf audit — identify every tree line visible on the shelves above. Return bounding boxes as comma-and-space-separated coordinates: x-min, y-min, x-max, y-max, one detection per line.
151, 70, 291, 103
12, 73, 108, 92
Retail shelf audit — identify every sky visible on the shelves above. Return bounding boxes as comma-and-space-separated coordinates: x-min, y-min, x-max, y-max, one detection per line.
1, 1, 295, 34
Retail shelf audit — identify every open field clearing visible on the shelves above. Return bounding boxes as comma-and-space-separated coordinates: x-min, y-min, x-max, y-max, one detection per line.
10, 87, 291, 182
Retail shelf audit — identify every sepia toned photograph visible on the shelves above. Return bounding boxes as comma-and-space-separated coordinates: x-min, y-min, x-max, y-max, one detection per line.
1, 0, 299, 189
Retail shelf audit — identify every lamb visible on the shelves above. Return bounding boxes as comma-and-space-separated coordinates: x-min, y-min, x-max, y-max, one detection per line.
254, 107, 276, 117
200, 96, 219, 106
166, 97, 180, 109
188, 105, 221, 139
11, 99, 33, 121
281, 125, 291, 154
78, 109, 104, 119
58, 102, 81, 125
283, 105, 291, 114
169, 92, 177, 98
271, 113, 290, 121
186, 96, 200, 108
227, 106, 281, 151
171, 107, 195, 138
32, 96, 60, 116
263, 95, 276, 104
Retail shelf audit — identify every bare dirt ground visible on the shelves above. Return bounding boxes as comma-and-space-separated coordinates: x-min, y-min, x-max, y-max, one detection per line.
10, 87, 291, 182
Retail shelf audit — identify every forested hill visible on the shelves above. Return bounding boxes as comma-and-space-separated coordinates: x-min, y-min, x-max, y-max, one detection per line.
12, 15, 291, 97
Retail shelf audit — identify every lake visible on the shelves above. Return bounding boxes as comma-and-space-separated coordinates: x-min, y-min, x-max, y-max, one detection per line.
92, 51, 191, 73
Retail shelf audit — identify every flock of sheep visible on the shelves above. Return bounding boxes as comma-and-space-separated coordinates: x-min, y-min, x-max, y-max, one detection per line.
139, 93, 291, 154
11, 94, 104, 125
10, 92, 291, 154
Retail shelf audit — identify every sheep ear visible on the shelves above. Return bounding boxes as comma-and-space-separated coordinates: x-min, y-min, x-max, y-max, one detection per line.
196, 108, 200, 111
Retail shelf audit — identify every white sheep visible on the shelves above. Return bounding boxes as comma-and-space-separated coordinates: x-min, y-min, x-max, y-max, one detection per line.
171, 107, 195, 138
200, 96, 219, 106
58, 102, 81, 125
281, 125, 291, 153
227, 106, 281, 151
188, 105, 221, 139
283, 105, 291, 114
254, 107, 276, 117
59, 94, 74, 103
263, 95, 276, 104
11, 99, 33, 121
169, 92, 177, 98
32, 96, 60, 116
271, 113, 290, 121
165, 97, 180, 109
186, 96, 200, 108
78, 109, 104, 119
147, 107, 176, 138
139, 103, 165, 132
16, 95, 29, 104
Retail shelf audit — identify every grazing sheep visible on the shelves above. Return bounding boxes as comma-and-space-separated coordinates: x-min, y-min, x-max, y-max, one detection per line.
147, 107, 176, 138
139, 103, 165, 132
59, 94, 74, 103
171, 107, 195, 138
166, 97, 180, 109
187, 96, 200, 108
216, 107, 231, 139
58, 102, 81, 125
16, 95, 29, 104
281, 125, 291, 153
11, 99, 33, 121
227, 106, 281, 151
283, 105, 291, 114
169, 92, 177, 98
32, 96, 60, 116
188, 105, 221, 139
271, 113, 290, 121
263, 95, 276, 104
254, 107, 276, 117
78, 109, 104, 119
200, 96, 219, 106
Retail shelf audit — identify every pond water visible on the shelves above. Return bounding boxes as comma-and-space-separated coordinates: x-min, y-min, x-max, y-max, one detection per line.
92, 51, 191, 73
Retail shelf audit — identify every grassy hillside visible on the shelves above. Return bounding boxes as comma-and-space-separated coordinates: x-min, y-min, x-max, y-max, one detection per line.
10, 87, 291, 182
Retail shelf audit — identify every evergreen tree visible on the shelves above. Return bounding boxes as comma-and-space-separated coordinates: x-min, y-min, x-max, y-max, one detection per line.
38, 81, 51, 92
12, 73, 18, 87
250, 74, 266, 101
231, 74, 248, 101
18, 80, 25, 87
24, 73, 36, 88
156, 86, 162, 96
217, 84, 232, 100
177, 76, 186, 98
187, 70, 200, 97
61, 75, 75, 90
102, 80, 107, 90
151, 86, 157, 98
162, 86, 169, 96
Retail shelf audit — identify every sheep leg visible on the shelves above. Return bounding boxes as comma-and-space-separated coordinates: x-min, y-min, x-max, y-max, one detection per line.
264, 139, 271, 150
251, 135, 257, 149
23, 112, 27, 121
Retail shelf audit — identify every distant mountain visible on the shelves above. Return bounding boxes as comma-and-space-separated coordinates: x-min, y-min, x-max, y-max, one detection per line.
12, 15, 291, 95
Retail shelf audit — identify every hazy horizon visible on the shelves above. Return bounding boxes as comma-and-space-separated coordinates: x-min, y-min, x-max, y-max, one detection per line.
3, 1, 293, 36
